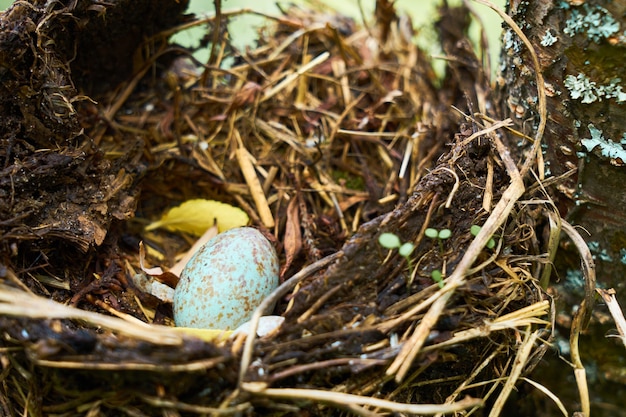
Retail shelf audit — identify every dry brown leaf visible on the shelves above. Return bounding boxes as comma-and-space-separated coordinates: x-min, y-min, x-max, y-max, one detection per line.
280, 196, 302, 280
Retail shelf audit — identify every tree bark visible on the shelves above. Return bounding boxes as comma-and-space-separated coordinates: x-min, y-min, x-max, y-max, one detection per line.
498, 0, 626, 414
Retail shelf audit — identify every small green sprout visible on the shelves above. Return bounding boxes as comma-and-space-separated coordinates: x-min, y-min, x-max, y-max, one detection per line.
425, 227, 451, 253
379, 232, 401, 249
425, 228, 451, 239
398, 242, 415, 257
470, 225, 496, 249
438, 229, 452, 239
379, 232, 415, 281
431, 269, 444, 288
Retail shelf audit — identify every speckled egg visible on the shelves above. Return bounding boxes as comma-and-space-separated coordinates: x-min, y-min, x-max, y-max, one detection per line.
173, 227, 279, 329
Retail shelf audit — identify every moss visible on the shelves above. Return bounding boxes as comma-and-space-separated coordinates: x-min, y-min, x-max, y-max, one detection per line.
331, 170, 365, 191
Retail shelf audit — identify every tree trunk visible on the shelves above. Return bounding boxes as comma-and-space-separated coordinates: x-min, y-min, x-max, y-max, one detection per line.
498, 0, 626, 414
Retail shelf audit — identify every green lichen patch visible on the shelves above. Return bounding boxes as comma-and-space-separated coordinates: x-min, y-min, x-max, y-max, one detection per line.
563, 3, 620, 42
580, 124, 626, 161
564, 73, 598, 103
540, 29, 558, 47
588, 240, 613, 262
564, 73, 626, 104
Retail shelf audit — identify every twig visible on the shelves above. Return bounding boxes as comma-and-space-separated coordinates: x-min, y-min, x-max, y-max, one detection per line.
241, 383, 483, 415
208, 0, 222, 68
434, 346, 505, 417
0, 285, 183, 346
34, 356, 225, 372
484, 155, 494, 212
140, 395, 251, 414
488, 329, 541, 417
422, 301, 550, 352
262, 52, 330, 102
561, 219, 596, 417
430, 167, 459, 209
561, 220, 596, 329
597, 288, 626, 350
235, 134, 275, 228
540, 208, 562, 289
520, 377, 569, 417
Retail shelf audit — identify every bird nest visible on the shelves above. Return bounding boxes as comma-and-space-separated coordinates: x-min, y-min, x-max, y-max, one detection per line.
0, 0, 561, 415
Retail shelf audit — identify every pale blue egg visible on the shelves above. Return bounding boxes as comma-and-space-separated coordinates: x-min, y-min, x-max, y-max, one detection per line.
174, 227, 279, 329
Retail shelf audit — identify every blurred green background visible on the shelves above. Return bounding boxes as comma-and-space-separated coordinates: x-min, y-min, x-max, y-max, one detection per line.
0, 0, 505, 75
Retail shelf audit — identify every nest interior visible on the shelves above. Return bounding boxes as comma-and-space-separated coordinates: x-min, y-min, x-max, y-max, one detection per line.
0, 0, 555, 415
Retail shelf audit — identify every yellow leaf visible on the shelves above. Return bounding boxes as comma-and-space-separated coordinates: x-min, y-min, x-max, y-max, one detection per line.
170, 326, 233, 342
145, 199, 249, 236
